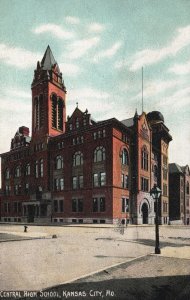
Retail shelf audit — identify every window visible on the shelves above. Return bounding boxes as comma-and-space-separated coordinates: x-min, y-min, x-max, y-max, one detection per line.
54, 200, 58, 212
4, 202, 10, 213
5, 185, 11, 195
58, 99, 63, 131
72, 176, 83, 189
92, 197, 105, 212
141, 147, 148, 170
39, 159, 43, 177
187, 182, 189, 195
163, 201, 168, 213
100, 197, 105, 212
25, 164, 30, 176
15, 166, 21, 178
54, 200, 64, 212
52, 94, 57, 128
141, 177, 149, 192
94, 146, 106, 162
55, 155, 63, 169
122, 198, 129, 213
58, 141, 64, 149
163, 184, 167, 196
122, 149, 129, 165
73, 151, 83, 166
100, 172, 106, 186
35, 161, 38, 178
59, 200, 64, 212
76, 118, 79, 128
93, 198, 98, 212
69, 123, 73, 131
14, 184, 21, 195
25, 183, 29, 194
79, 175, 83, 188
72, 177, 77, 189
122, 174, 129, 189
72, 199, 83, 212
93, 172, 106, 187
163, 156, 168, 167
93, 173, 99, 187
34, 95, 44, 130
93, 129, 106, 140
51, 94, 64, 130
60, 178, 64, 190
54, 178, 64, 191
163, 168, 167, 180
5, 168, 10, 179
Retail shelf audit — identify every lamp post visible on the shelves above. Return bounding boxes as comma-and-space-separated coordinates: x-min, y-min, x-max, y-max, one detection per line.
150, 184, 162, 254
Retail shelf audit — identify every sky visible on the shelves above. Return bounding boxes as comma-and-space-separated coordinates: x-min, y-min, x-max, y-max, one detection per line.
0, 0, 190, 179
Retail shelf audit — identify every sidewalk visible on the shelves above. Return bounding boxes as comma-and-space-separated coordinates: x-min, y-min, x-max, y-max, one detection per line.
21, 246, 190, 300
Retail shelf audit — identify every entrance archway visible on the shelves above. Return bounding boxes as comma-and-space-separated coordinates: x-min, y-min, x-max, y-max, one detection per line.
142, 203, 148, 224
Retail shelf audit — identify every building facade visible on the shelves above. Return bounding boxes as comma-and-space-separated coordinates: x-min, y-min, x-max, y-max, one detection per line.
0, 46, 172, 225
169, 163, 190, 225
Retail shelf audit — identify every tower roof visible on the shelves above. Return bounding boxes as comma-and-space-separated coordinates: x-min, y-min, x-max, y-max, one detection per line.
41, 45, 57, 70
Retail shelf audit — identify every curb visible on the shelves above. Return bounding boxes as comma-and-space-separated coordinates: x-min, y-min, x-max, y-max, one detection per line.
42, 253, 152, 291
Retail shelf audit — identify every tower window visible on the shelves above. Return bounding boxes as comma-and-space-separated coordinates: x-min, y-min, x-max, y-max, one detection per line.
34, 95, 43, 130
58, 99, 63, 130
51, 94, 64, 131
52, 95, 57, 128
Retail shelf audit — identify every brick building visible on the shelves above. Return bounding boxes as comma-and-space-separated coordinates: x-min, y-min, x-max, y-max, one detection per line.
0, 46, 172, 225
169, 163, 190, 225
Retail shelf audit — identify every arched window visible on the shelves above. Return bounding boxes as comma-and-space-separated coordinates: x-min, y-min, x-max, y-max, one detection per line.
5, 168, 10, 179
52, 94, 57, 128
25, 163, 30, 176
51, 94, 64, 131
55, 155, 63, 169
73, 151, 83, 166
94, 146, 105, 162
34, 97, 39, 129
122, 149, 129, 165
34, 94, 43, 130
58, 98, 63, 131
15, 166, 21, 178
141, 146, 148, 170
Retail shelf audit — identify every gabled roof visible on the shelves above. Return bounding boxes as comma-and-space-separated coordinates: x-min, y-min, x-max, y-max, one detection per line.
169, 163, 183, 174
121, 117, 134, 127
41, 45, 57, 70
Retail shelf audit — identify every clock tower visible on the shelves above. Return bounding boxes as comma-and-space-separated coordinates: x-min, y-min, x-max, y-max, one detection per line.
31, 46, 67, 142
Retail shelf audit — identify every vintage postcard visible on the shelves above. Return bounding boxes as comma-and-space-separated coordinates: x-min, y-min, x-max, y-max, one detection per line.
0, 0, 190, 299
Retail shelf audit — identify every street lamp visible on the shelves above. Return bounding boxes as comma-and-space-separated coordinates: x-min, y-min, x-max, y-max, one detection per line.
150, 184, 162, 254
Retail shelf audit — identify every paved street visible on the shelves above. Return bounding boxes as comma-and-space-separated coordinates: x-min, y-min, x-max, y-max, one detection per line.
0, 224, 190, 297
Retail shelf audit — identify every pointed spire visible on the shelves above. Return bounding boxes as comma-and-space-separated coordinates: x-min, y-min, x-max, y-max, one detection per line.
134, 109, 139, 118
41, 45, 57, 70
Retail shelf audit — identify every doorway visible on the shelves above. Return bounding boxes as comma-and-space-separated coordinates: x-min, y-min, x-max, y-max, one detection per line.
28, 205, 35, 223
142, 203, 148, 224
